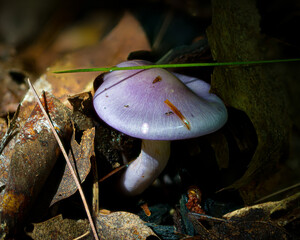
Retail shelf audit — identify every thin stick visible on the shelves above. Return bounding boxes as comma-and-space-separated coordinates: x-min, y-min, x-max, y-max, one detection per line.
91, 157, 99, 214
99, 162, 132, 183
73, 231, 90, 240
27, 79, 99, 240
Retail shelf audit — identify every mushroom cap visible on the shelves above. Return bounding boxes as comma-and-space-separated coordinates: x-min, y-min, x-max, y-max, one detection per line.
93, 60, 227, 140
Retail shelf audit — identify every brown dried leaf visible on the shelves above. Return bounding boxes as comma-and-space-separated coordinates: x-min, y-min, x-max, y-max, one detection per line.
19, 11, 119, 75
96, 211, 157, 240
51, 127, 95, 205
68, 92, 94, 114
42, 11, 150, 106
188, 193, 300, 239
0, 92, 72, 237
212, 220, 288, 240
224, 192, 300, 228
189, 212, 289, 240
16, 11, 150, 128
68, 92, 95, 131
27, 214, 89, 240
206, 0, 291, 203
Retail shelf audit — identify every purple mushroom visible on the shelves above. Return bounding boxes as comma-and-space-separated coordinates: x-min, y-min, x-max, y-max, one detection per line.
93, 60, 227, 195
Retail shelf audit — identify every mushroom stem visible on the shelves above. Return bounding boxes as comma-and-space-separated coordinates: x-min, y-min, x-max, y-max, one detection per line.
120, 140, 171, 195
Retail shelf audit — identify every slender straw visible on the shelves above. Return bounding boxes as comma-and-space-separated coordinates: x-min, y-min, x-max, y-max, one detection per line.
27, 79, 99, 240
53, 58, 300, 73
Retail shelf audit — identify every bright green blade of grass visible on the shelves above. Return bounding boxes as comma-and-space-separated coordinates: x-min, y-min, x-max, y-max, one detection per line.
54, 58, 300, 74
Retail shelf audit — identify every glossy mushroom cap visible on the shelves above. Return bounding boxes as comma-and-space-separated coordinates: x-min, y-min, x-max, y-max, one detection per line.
93, 60, 227, 140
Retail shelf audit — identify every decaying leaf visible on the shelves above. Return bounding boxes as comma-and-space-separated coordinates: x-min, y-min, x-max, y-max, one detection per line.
18, 10, 120, 75
185, 193, 300, 239
46, 92, 97, 206
68, 92, 94, 114
206, 0, 291, 203
12, 11, 150, 134
51, 127, 95, 206
46, 11, 150, 103
0, 92, 72, 237
224, 192, 300, 228
96, 211, 157, 240
188, 212, 289, 240
67, 92, 95, 131
26, 214, 89, 240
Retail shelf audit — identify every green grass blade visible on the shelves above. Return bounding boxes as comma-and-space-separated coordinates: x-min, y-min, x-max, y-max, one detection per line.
53, 58, 300, 74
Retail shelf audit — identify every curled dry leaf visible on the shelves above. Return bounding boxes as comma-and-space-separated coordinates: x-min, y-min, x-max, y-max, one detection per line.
50, 127, 95, 206
96, 211, 157, 240
0, 92, 72, 237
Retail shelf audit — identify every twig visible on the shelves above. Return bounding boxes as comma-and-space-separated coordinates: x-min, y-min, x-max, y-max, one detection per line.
91, 157, 99, 215
27, 79, 99, 240
73, 231, 90, 240
99, 161, 132, 183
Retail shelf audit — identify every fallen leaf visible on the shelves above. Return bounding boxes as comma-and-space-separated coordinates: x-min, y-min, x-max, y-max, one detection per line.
0, 92, 72, 237
185, 192, 300, 239
26, 214, 89, 240
19, 10, 119, 75
51, 127, 95, 206
44, 11, 151, 106
96, 211, 157, 240
224, 192, 300, 228
206, 0, 291, 203
15, 11, 150, 133
67, 92, 95, 131
188, 212, 289, 240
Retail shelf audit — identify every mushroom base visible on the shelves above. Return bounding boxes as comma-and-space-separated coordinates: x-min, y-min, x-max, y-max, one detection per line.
120, 139, 170, 195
